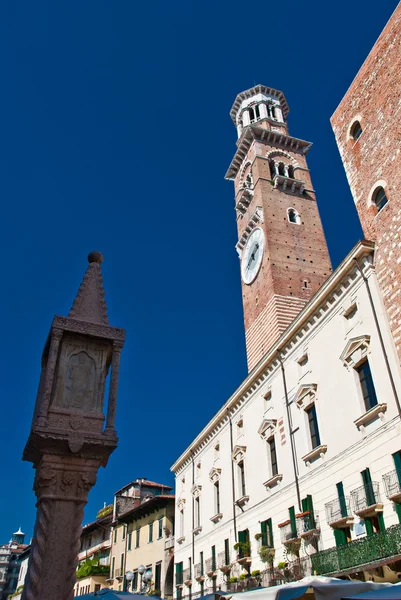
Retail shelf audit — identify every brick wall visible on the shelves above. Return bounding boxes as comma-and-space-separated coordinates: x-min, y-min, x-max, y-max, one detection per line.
331, 2, 401, 361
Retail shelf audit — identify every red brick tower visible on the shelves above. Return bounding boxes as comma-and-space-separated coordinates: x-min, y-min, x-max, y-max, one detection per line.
226, 85, 332, 371
330, 3, 401, 362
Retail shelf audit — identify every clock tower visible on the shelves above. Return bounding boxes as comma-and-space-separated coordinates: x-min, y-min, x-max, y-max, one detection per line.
226, 85, 332, 371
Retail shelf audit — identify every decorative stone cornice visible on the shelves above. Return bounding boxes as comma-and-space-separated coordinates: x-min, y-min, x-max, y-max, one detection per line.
209, 467, 221, 483
258, 419, 277, 440
177, 498, 186, 511
191, 484, 202, 498
225, 125, 312, 180
295, 384, 317, 410
232, 445, 246, 463
340, 334, 371, 368
354, 403, 387, 430
302, 444, 328, 465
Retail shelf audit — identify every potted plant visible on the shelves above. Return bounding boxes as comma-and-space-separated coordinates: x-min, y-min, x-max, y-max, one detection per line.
259, 545, 275, 567
229, 576, 238, 583
239, 573, 248, 580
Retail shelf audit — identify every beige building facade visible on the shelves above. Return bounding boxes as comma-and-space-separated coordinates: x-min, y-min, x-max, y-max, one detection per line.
108, 478, 175, 597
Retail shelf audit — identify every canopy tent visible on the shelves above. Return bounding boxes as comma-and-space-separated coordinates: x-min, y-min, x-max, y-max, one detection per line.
77, 590, 161, 598
234, 576, 392, 600
343, 583, 401, 599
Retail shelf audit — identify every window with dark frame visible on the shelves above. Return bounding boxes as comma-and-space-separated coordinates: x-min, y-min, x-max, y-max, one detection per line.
373, 187, 388, 212
238, 460, 246, 497
350, 120, 363, 141
214, 481, 220, 514
128, 532, 132, 551
356, 360, 378, 411
306, 404, 321, 449
135, 528, 140, 548
148, 522, 154, 543
268, 437, 278, 476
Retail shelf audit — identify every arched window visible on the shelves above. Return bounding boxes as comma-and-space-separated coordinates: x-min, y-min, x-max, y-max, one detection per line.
249, 107, 255, 123
278, 162, 285, 176
270, 106, 276, 119
269, 159, 276, 179
350, 120, 363, 141
255, 104, 260, 119
287, 165, 295, 179
373, 187, 388, 211
288, 208, 301, 224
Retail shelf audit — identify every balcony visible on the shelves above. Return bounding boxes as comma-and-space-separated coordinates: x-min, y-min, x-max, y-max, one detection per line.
273, 174, 305, 194
194, 563, 204, 581
114, 568, 124, 580
183, 568, 192, 586
351, 482, 383, 518
279, 521, 300, 545
383, 469, 401, 503
218, 550, 231, 573
296, 512, 320, 539
205, 557, 217, 577
325, 496, 354, 529
311, 524, 401, 576
77, 538, 111, 561
165, 536, 175, 551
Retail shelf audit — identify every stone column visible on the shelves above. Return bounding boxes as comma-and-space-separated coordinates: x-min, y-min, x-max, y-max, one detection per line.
22, 456, 98, 600
242, 109, 250, 127
275, 106, 284, 122
259, 103, 268, 119
22, 252, 125, 600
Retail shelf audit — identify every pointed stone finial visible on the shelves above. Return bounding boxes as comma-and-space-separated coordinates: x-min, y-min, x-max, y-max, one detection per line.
68, 251, 109, 325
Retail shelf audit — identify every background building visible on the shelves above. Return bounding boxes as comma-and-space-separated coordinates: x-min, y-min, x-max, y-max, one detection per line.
108, 478, 175, 597
171, 6, 401, 595
74, 504, 113, 596
0, 528, 27, 599
331, 2, 401, 364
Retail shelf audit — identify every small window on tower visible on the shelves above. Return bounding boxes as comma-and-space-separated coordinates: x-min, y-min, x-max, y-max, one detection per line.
288, 208, 301, 225
372, 187, 388, 212
288, 165, 295, 179
249, 107, 255, 123
350, 120, 363, 141
278, 162, 285, 176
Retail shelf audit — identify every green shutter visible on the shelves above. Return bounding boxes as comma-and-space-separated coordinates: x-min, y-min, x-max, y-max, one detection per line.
365, 518, 373, 536
306, 495, 315, 529
393, 452, 401, 485
377, 512, 385, 532
238, 530, 246, 544
361, 468, 375, 506
267, 518, 274, 548
337, 482, 347, 517
334, 529, 347, 546
301, 498, 308, 512
261, 520, 268, 547
395, 504, 401, 523
289, 507, 296, 537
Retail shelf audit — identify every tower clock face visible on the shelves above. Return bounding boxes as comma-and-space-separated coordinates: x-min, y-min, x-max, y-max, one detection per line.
241, 228, 265, 285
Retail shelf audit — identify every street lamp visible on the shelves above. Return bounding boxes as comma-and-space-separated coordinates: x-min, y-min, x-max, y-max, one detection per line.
125, 571, 135, 591
138, 564, 153, 593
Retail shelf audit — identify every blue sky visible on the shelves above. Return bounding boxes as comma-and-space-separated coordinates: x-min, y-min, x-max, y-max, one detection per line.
0, 0, 397, 543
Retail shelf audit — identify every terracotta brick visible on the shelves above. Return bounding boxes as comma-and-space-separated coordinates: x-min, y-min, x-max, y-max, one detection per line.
331, 2, 401, 363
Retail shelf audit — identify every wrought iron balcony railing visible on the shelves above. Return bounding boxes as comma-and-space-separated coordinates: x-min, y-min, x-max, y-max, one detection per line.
205, 557, 217, 574
279, 521, 299, 543
183, 568, 192, 583
383, 469, 401, 500
194, 563, 203, 579
296, 512, 319, 537
175, 572, 184, 585
218, 550, 231, 569
351, 482, 381, 513
325, 497, 352, 525
311, 524, 401, 576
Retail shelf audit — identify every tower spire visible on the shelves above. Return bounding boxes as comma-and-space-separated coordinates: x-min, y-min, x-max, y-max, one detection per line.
68, 251, 109, 325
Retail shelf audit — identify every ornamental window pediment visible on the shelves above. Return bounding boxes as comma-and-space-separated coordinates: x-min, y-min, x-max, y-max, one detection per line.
258, 419, 277, 440
340, 335, 371, 368
191, 484, 202, 498
232, 445, 246, 463
177, 498, 186, 511
209, 467, 221, 483
295, 384, 317, 410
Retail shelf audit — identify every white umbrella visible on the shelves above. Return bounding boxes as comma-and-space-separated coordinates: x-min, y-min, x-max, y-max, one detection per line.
234, 576, 392, 600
